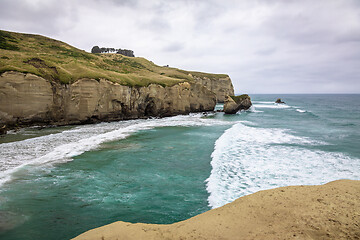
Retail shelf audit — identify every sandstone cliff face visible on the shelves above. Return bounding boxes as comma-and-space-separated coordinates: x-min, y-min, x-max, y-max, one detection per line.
191, 75, 234, 102
0, 72, 54, 125
0, 72, 216, 128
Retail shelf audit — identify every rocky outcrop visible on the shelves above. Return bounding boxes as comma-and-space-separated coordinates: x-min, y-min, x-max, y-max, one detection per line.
275, 98, 285, 104
0, 71, 216, 130
191, 75, 234, 102
73, 180, 360, 240
223, 94, 252, 114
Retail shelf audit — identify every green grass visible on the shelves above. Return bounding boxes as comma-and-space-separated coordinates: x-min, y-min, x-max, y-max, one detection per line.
230, 94, 250, 103
177, 69, 228, 79
0, 30, 228, 86
0, 31, 20, 51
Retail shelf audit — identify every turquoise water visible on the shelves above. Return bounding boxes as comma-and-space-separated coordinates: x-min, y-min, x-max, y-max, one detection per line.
0, 94, 359, 239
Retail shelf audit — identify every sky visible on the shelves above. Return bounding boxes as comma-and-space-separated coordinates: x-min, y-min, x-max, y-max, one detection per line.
1, 0, 360, 94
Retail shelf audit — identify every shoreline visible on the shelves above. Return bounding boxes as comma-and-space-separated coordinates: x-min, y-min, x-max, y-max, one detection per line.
73, 180, 360, 240
0, 109, 219, 136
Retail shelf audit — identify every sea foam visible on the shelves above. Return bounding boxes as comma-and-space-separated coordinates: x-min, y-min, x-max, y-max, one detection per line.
253, 103, 291, 109
0, 113, 230, 187
205, 122, 360, 209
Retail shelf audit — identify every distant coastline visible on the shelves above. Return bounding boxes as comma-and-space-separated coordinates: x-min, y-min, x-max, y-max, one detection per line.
0, 30, 234, 133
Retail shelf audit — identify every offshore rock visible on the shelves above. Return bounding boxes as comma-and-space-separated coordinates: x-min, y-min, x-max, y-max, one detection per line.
0, 71, 216, 130
223, 94, 252, 114
275, 98, 285, 104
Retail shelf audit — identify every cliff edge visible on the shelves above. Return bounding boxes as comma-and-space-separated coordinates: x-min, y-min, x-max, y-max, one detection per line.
187, 71, 234, 102
0, 30, 234, 130
73, 180, 360, 240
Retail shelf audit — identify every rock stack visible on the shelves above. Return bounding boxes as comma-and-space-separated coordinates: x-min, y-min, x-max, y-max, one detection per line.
223, 94, 252, 114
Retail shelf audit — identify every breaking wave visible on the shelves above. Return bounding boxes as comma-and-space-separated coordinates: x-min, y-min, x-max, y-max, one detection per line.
206, 122, 360, 208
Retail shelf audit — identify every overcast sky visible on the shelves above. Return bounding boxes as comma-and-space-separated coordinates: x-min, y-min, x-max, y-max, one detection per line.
1, 0, 360, 93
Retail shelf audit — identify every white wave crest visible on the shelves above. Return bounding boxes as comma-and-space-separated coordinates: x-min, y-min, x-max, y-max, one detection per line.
253, 103, 290, 109
249, 105, 263, 113
296, 109, 306, 113
206, 123, 360, 209
252, 101, 275, 104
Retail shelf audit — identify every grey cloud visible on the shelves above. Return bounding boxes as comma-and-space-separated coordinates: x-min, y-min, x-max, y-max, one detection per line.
192, 1, 227, 29
0, 0, 77, 35
255, 47, 277, 56
85, 0, 138, 11
162, 42, 185, 52
97, 0, 138, 7
335, 30, 360, 44
1, 0, 359, 93
264, 14, 332, 45
261, 1, 360, 45
138, 16, 171, 33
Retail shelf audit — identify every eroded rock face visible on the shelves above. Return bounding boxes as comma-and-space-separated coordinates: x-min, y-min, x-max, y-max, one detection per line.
223, 95, 252, 114
0, 72, 216, 129
191, 75, 234, 103
0, 72, 54, 124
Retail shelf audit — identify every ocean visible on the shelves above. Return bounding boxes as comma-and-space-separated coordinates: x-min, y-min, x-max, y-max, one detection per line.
0, 94, 359, 240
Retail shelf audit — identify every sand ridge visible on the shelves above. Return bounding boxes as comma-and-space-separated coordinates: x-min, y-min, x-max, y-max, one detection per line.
73, 180, 360, 240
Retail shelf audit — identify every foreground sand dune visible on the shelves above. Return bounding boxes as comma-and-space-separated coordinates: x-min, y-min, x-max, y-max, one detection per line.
73, 180, 360, 240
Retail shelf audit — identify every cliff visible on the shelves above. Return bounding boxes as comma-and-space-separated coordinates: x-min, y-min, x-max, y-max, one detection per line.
73, 180, 360, 240
0, 30, 234, 130
186, 71, 234, 103
0, 72, 215, 127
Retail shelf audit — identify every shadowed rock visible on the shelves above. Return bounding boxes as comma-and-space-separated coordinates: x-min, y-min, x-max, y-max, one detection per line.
275, 98, 285, 104
0, 125, 6, 135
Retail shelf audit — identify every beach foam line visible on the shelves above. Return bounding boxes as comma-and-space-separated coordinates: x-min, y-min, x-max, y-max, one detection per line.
296, 109, 306, 113
252, 101, 310, 112
0, 113, 231, 187
253, 103, 291, 109
205, 123, 360, 209
251, 101, 275, 104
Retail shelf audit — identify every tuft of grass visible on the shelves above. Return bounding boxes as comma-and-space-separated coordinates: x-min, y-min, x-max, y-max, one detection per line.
177, 69, 228, 80
0, 31, 20, 51
0, 29, 228, 87
230, 94, 250, 103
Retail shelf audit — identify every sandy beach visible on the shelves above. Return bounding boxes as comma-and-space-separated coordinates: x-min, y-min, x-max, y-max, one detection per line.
73, 179, 360, 240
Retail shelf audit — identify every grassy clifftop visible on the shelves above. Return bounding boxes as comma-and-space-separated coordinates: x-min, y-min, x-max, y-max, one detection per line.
0, 30, 227, 87
230, 94, 250, 103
